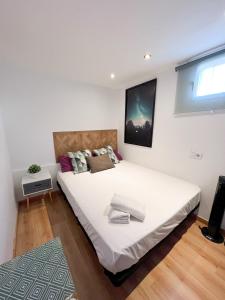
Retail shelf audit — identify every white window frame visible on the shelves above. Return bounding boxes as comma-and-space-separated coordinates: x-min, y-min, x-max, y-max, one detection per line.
193, 55, 225, 100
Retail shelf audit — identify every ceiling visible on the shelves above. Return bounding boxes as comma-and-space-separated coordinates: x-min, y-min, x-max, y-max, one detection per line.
0, 0, 225, 88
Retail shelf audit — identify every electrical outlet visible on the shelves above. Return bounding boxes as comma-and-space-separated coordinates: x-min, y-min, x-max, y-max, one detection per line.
190, 151, 203, 160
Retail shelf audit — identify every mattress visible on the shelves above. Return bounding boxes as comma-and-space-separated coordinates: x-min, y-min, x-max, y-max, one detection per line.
57, 161, 200, 274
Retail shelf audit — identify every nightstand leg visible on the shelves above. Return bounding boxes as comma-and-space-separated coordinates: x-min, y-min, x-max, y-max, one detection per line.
27, 198, 29, 209
49, 191, 53, 202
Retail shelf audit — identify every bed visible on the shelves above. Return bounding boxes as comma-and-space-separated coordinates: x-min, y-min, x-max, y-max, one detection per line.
53, 130, 200, 284
57, 161, 200, 271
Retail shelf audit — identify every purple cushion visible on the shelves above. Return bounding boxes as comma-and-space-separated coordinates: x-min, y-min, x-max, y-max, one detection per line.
59, 155, 73, 172
114, 150, 123, 161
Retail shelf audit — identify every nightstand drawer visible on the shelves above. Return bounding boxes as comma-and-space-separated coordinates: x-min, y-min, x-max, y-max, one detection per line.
23, 178, 52, 195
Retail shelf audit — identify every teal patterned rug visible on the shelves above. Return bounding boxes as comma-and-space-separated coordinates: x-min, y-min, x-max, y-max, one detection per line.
0, 238, 75, 300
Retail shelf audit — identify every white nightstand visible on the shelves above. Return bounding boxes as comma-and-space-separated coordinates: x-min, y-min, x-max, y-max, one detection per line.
22, 169, 53, 209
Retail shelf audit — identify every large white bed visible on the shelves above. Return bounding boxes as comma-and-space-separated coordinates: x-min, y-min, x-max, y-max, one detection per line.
57, 160, 200, 275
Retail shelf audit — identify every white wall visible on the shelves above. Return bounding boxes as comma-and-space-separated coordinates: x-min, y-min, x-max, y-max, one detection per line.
0, 65, 119, 200
1, 63, 225, 230
117, 68, 225, 229
0, 109, 17, 264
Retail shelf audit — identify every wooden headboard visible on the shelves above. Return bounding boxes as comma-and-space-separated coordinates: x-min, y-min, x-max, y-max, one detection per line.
53, 129, 117, 162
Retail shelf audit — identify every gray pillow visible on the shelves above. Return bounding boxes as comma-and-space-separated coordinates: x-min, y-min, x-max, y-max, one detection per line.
87, 154, 115, 173
93, 145, 119, 164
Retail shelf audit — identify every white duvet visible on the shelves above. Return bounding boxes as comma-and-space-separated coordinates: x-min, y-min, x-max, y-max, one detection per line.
57, 161, 200, 274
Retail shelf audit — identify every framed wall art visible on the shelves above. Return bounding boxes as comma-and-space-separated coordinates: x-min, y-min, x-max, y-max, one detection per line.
124, 78, 157, 147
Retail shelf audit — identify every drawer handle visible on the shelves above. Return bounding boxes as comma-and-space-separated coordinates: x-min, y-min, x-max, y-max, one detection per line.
34, 184, 42, 187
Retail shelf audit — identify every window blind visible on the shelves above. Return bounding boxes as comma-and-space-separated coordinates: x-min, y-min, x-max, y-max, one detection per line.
175, 50, 225, 114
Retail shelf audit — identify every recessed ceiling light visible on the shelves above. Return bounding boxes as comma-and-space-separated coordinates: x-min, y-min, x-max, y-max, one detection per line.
144, 53, 151, 60
110, 73, 115, 79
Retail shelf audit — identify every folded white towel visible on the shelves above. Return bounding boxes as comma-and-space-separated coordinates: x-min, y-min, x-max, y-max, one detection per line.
111, 193, 146, 221
110, 218, 130, 224
108, 208, 130, 220
108, 208, 130, 224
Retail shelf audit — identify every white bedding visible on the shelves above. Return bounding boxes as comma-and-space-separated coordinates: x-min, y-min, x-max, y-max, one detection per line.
57, 160, 200, 274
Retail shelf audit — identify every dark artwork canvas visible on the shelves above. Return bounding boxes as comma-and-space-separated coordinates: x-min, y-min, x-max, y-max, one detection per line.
124, 79, 157, 147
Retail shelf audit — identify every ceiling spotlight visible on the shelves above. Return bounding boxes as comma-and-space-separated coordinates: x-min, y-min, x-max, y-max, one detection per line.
110, 73, 115, 79
144, 53, 151, 60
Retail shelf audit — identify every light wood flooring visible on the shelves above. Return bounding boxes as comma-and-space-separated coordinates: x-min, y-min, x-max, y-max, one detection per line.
15, 192, 225, 300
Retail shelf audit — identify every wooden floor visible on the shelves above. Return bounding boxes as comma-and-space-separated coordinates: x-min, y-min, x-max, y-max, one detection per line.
15, 192, 225, 300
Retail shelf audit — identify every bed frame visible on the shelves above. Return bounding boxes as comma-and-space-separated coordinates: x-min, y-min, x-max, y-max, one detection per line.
53, 129, 117, 162
53, 129, 200, 286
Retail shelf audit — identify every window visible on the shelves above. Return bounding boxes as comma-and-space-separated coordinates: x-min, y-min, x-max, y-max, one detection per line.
175, 51, 225, 114
195, 57, 225, 98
